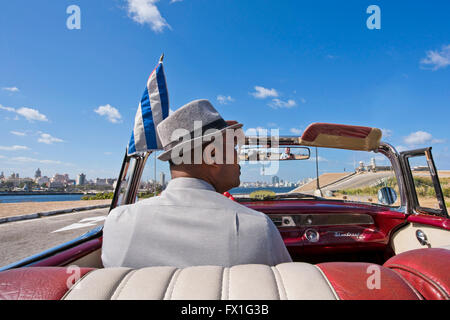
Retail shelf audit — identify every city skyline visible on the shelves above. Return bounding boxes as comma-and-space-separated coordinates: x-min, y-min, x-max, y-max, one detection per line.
1, 1, 449, 182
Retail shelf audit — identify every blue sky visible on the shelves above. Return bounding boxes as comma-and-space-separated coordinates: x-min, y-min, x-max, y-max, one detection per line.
0, 0, 449, 183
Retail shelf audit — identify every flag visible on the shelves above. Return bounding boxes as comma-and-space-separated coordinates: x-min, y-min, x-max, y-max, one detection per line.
127, 55, 169, 155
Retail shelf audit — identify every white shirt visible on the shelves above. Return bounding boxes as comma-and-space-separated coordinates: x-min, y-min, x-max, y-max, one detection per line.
101, 177, 292, 268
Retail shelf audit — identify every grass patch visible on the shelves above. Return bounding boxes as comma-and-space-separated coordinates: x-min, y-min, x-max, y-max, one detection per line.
249, 190, 276, 200
337, 176, 449, 200
81, 192, 114, 200
81, 191, 157, 200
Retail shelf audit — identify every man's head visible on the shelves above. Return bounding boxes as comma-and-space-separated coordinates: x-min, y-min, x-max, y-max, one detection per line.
157, 100, 244, 193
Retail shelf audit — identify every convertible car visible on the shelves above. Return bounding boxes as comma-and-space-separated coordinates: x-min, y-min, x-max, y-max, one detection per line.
0, 123, 449, 300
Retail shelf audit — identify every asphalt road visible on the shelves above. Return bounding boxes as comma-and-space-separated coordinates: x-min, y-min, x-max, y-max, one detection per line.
0, 208, 108, 268
322, 172, 395, 191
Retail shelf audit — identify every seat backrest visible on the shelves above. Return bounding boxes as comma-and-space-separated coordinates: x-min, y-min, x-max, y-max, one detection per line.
6, 248, 450, 300
61, 262, 424, 300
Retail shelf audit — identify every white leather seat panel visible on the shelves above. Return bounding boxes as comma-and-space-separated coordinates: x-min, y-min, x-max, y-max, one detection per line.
63, 263, 338, 300
64, 267, 132, 300
169, 266, 224, 300
115, 267, 178, 300
227, 264, 280, 300
275, 263, 338, 300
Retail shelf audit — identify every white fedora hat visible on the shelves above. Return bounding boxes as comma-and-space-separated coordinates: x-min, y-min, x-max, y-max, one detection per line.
156, 99, 242, 162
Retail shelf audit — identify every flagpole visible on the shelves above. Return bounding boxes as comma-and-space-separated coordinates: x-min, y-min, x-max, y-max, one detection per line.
154, 151, 157, 196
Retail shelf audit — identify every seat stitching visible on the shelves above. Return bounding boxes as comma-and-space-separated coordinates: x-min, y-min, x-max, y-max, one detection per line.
388, 268, 424, 300
387, 264, 449, 299
271, 266, 287, 300
313, 265, 340, 300
110, 270, 138, 300
164, 268, 181, 300
219, 267, 225, 300
61, 269, 96, 300
228, 267, 232, 300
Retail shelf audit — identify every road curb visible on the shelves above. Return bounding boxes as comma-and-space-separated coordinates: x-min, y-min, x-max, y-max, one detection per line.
0, 204, 110, 225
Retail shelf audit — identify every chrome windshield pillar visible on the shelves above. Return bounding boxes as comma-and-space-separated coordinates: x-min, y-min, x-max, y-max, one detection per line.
377, 142, 410, 214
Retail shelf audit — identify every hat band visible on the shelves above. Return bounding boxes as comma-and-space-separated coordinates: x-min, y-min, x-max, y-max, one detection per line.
163, 118, 228, 152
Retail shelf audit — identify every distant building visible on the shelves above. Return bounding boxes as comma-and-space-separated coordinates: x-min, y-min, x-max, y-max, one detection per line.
6, 173, 21, 187
35, 168, 42, 179
95, 178, 108, 186
370, 158, 376, 171
356, 160, 392, 173
36, 176, 50, 187
9, 172, 19, 179
272, 176, 280, 185
95, 178, 116, 186
412, 166, 429, 172
160, 172, 166, 186
49, 181, 64, 189
51, 173, 69, 184
76, 173, 86, 186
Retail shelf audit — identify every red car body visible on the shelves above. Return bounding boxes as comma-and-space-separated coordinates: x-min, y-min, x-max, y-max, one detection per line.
0, 123, 448, 300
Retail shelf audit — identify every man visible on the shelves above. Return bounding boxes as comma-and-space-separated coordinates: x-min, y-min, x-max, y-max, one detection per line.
280, 147, 295, 160
102, 99, 292, 268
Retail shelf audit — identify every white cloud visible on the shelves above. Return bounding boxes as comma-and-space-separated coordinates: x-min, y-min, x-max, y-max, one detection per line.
269, 98, 297, 109
420, 44, 450, 71
381, 128, 393, 138
246, 127, 268, 135
217, 95, 235, 105
250, 86, 279, 99
395, 145, 408, 152
404, 131, 444, 146
308, 156, 328, 162
16, 107, 48, 122
126, 0, 170, 32
10, 131, 26, 136
94, 104, 122, 123
38, 133, 64, 144
0, 105, 48, 122
2, 87, 19, 93
0, 145, 29, 151
0, 104, 15, 112
11, 157, 62, 165
290, 128, 302, 135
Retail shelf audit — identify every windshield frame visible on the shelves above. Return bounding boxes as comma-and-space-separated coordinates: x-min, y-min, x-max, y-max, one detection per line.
235, 141, 407, 210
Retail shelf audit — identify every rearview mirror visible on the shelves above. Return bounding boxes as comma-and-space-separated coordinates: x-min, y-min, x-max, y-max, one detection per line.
239, 146, 310, 162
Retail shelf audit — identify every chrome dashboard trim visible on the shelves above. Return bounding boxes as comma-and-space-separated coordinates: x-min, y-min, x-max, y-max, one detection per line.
268, 213, 374, 227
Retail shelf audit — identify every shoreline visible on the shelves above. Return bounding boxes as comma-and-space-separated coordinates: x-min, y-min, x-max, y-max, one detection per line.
0, 192, 98, 196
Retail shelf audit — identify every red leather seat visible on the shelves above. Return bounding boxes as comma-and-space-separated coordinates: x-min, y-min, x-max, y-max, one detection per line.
383, 248, 450, 300
0, 248, 447, 300
0, 267, 93, 300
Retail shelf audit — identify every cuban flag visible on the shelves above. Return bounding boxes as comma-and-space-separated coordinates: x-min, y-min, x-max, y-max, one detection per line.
127, 55, 169, 155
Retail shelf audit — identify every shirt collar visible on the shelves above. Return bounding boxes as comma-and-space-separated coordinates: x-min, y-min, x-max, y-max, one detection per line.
165, 177, 216, 192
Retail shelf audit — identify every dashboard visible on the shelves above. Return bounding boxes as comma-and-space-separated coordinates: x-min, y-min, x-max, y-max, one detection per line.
240, 199, 407, 258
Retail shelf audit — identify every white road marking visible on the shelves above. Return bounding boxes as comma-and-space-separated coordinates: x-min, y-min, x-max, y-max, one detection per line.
52, 215, 106, 233
79, 216, 107, 223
